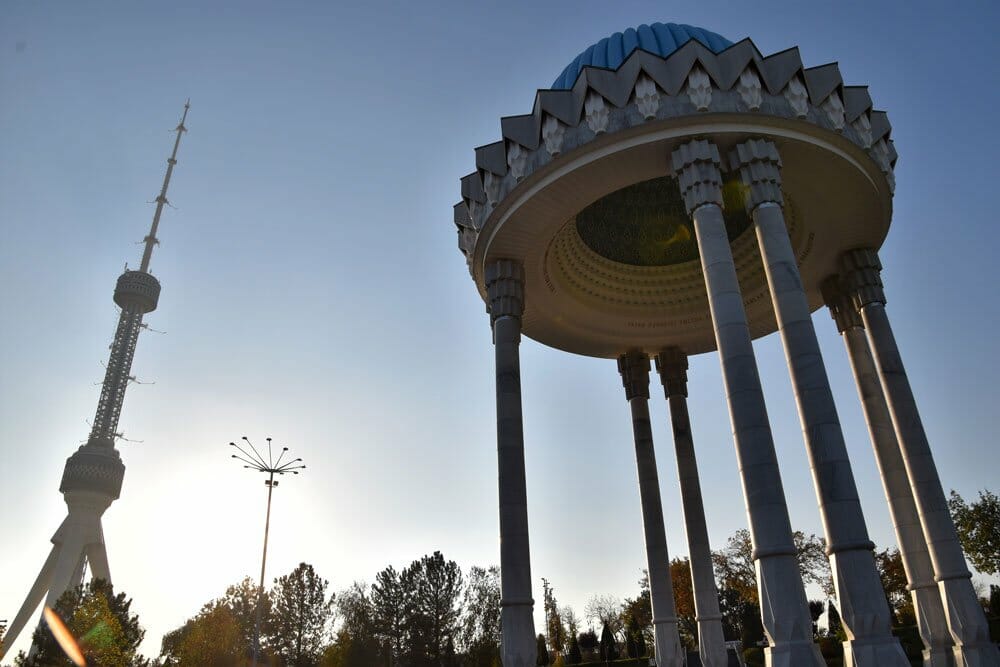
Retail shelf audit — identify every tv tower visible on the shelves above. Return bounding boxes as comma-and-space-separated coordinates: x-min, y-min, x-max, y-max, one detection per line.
0, 102, 190, 659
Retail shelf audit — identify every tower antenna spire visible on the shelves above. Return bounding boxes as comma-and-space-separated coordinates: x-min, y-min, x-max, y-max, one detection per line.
139, 99, 189, 273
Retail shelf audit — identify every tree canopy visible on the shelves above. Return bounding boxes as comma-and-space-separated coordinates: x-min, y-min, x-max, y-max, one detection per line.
949, 489, 1000, 575
16, 578, 145, 667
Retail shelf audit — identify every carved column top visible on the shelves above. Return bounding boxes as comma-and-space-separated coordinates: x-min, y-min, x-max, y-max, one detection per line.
730, 138, 783, 210
485, 259, 525, 324
820, 277, 863, 333
839, 247, 886, 309
671, 139, 723, 215
655, 347, 689, 398
617, 351, 651, 400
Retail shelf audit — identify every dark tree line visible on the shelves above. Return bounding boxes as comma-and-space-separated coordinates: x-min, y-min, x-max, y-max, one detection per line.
14, 488, 997, 667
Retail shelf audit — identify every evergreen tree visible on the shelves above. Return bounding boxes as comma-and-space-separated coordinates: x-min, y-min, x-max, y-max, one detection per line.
565, 633, 583, 665
401, 551, 463, 666
598, 622, 618, 663
372, 566, 407, 664
536, 633, 550, 665
268, 562, 335, 666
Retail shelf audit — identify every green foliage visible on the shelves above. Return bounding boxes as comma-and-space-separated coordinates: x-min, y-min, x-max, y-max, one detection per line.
371, 565, 407, 661
268, 562, 335, 666
160, 577, 272, 666
989, 584, 1000, 618
578, 629, 598, 652
461, 566, 501, 667
949, 489, 1000, 575
17, 578, 146, 667
541, 578, 565, 653
325, 581, 383, 667
620, 572, 652, 654
400, 551, 463, 667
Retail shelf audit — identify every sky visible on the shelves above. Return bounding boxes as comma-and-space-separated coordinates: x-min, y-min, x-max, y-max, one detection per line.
2, 0, 999, 660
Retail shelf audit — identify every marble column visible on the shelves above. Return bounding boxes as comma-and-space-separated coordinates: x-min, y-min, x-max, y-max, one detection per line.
840, 249, 1000, 667
671, 139, 823, 667
655, 348, 729, 667
822, 278, 954, 667
618, 351, 685, 667
486, 259, 537, 667
730, 139, 908, 667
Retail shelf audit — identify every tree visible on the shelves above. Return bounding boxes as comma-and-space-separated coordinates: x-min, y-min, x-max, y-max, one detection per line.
827, 601, 845, 640
990, 585, 1000, 618
713, 529, 832, 602
221, 576, 271, 658
585, 595, 622, 641
401, 551, 463, 666
460, 566, 501, 667
669, 558, 697, 648
598, 623, 618, 663
164, 602, 243, 667
808, 600, 825, 638
949, 489, 1000, 575
17, 579, 145, 667
536, 633, 550, 665
541, 578, 565, 654
621, 571, 652, 653
269, 562, 335, 666
565, 632, 582, 665
578, 629, 598, 653
372, 566, 407, 664
874, 548, 911, 625
324, 581, 382, 667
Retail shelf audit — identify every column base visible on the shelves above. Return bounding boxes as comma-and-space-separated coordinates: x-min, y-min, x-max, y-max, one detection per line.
500, 604, 536, 667
764, 640, 825, 667
940, 578, 1000, 666
952, 643, 1000, 667
696, 618, 729, 667
653, 619, 685, 667
913, 585, 955, 666
843, 636, 911, 667
922, 646, 956, 667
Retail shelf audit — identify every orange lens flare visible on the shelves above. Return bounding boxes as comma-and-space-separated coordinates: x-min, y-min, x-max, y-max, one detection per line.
43, 606, 86, 666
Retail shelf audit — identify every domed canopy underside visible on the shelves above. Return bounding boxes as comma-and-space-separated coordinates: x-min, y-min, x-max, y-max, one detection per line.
481, 121, 889, 357
455, 36, 896, 359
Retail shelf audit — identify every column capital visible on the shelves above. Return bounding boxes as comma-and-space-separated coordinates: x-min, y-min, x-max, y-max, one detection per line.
820, 276, 863, 333
671, 139, 723, 215
654, 347, 689, 398
839, 248, 886, 309
485, 259, 524, 324
617, 351, 650, 400
729, 138, 783, 209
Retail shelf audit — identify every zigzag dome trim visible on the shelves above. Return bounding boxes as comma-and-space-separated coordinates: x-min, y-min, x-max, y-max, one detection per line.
453, 37, 896, 268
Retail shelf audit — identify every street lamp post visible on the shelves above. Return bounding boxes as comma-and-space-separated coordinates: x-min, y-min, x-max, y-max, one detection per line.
230, 436, 305, 667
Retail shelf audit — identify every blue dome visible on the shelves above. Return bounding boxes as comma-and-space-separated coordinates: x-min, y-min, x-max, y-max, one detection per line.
552, 22, 733, 89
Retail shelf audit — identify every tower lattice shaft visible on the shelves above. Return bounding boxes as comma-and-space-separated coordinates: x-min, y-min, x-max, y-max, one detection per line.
0, 102, 189, 661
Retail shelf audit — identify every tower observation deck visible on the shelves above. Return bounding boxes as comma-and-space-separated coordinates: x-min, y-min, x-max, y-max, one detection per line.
0, 102, 190, 659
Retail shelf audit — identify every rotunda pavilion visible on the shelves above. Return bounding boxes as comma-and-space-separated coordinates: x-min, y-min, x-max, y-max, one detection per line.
451, 22, 999, 667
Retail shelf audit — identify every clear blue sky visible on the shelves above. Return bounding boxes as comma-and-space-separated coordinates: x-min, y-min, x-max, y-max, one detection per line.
2, 0, 998, 659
